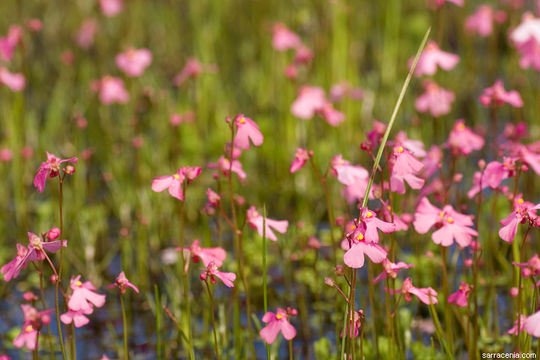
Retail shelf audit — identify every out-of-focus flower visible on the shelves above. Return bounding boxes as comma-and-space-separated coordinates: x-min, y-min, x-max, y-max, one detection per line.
247, 206, 288, 241
499, 197, 539, 243
415, 81, 455, 117
115, 48, 152, 77
479, 80, 523, 108
411, 41, 459, 76
13, 305, 53, 350
91, 76, 130, 105
400, 277, 438, 305
290, 148, 312, 173
390, 145, 425, 194
465, 5, 507, 37
0, 25, 22, 62
373, 259, 414, 283
67, 275, 106, 312
99, 0, 124, 17
109, 271, 139, 294
173, 57, 204, 86
448, 282, 472, 307
0, 67, 25, 91
152, 167, 201, 200
447, 119, 484, 155
208, 156, 246, 180
200, 261, 236, 287
76, 19, 98, 49
272, 23, 301, 51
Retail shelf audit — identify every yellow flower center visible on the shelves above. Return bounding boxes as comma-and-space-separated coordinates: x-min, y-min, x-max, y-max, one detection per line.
76, 280, 82, 287
387, 205, 392, 210
518, 198, 524, 204
447, 217, 454, 224
253, 211, 259, 217
356, 233, 364, 241
173, 174, 181, 180
276, 314, 283, 320
439, 212, 445, 218
366, 211, 373, 218
397, 146, 404, 153
349, 225, 355, 230
25, 325, 34, 332
456, 123, 465, 131
239, 117, 246, 124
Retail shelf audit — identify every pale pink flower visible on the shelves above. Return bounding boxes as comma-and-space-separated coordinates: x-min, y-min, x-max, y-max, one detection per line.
0, 25, 22, 62
447, 119, 484, 155
479, 80, 523, 108
76, 19, 98, 49
373, 259, 414, 283
208, 156, 246, 180
499, 197, 539, 243
378, 201, 412, 232
291, 86, 327, 119
465, 5, 507, 37
60, 308, 93, 328
415, 81, 455, 117
508, 315, 527, 335
0, 148, 12, 162
33, 152, 78, 192
25, 19, 43, 32
401, 277, 438, 305
390, 145, 425, 194
2, 244, 29, 281
92, 76, 130, 105
115, 48, 152, 77
513, 254, 540, 277
482, 157, 517, 189
290, 148, 312, 173
510, 13, 540, 45
109, 271, 139, 294
294, 45, 314, 64
422, 145, 442, 178
448, 282, 472, 307
342, 227, 389, 269
233, 114, 263, 150
260, 308, 296, 344
272, 23, 301, 51
427, 0, 463, 9
152, 167, 201, 200
247, 206, 288, 241
412, 41, 459, 76
202, 188, 221, 214
341, 310, 364, 339
67, 275, 106, 312
173, 57, 204, 86
13, 305, 53, 350
394, 131, 427, 157
200, 261, 236, 287
0, 67, 25, 91
99, 0, 124, 17
413, 197, 478, 248
516, 38, 540, 70
321, 103, 345, 126
524, 310, 540, 337
178, 239, 226, 269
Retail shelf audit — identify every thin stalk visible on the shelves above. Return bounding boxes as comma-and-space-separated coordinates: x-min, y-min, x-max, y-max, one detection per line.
516, 225, 532, 351
428, 303, 454, 359
440, 247, 454, 353
262, 206, 271, 360
154, 285, 162, 360
55, 179, 67, 360
288, 340, 293, 360
120, 295, 129, 360
36, 263, 55, 360
203, 280, 221, 360
339, 26, 431, 360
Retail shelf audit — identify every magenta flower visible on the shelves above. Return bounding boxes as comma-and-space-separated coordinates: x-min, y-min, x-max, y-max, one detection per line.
499, 197, 539, 243
413, 198, 477, 248
515, 38, 540, 70
92, 76, 130, 105
401, 277, 438, 305
259, 308, 296, 344
99, 0, 124, 17
1, 244, 29, 281
109, 271, 139, 294
67, 275, 106, 312
272, 23, 301, 51
446, 120, 484, 155
13, 305, 53, 350
524, 310, 540, 337
0, 67, 25, 91
173, 57, 204, 86
152, 167, 201, 200
415, 81, 455, 117
390, 145, 425, 194
115, 48, 152, 77
373, 259, 414, 284
290, 148, 312, 173
479, 80, 523, 108
200, 261, 236, 287
208, 156, 246, 180
465, 5, 506, 37
0, 25, 21, 62
33, 152, 78, 192
448, 282, 472, 307
60, 308, 93, 328
411, 41, 459, 76
233, 114, 263, 150
247, 206, 288, 241
179, 239, 226, 268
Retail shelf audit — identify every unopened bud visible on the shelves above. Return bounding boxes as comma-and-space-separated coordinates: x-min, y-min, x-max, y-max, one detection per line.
64, 165, 75, 175
324, 277, 335, 287
47, 228, 60, 240
334, 265, 345, 276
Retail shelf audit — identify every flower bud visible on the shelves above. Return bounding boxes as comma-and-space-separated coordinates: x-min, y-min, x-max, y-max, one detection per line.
64, 165, 75, 175
334, 265, 345, 276
47, 228, 60, 240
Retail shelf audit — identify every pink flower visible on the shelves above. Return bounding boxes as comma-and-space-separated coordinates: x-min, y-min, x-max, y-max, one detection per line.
482, 157, 517, 189
411, 41, 459, 76
202, 188, 221, 214
479, 80, 523, 108
178, 239, 226, 268
413, 197, 478, 248
272, 23, 301, 51
33, 152, 78, 192
2, 244, 29, 281
465, 5, 507, 37
0, 148, 12, 162
291, 86, 327, 119
76, 19, 98, 49
99, 0, 124, 17
378, 201, 412, 232
0, 67, 25, 91
208, 156, 246, 180
508, 315, 527, 335
427, 0, 463, 9
390, 145, 425, 194
447, 282, 472, 307
233, 114, 263, 150
515, 38, 540, 70
60, 308, 93, 328
499, 197, 539, 243
290, 148, 312, 173
92, 76, 130, 105
109, 271, 139, 294
341, 310, 364, 339
510, 13, 540, 45
513, 254, 540, 277
200, 261, 236, 287
67, 275, 106, 312
422, 145, 443, 178
447, 120, 484, 155
259, 308, 296, 344
152, 167, 201, 200
173, 57, 204, 86
401, 277, 438, 305
415, 81, 455, 117
247, 206, 288, 241
13, 305, 53, 350
373, 259, 414, 284
115, 48, 152, 77
524, 310, 540, 337
0, 25, 22, 62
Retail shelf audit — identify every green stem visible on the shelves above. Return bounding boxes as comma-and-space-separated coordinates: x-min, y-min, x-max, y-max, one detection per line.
440, 247, 454, 353
288, 340, 293, 360
120, 295, 129, 360
203, 280, 221, 360
56, 179, 67, 360
262, 206, 271, 360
